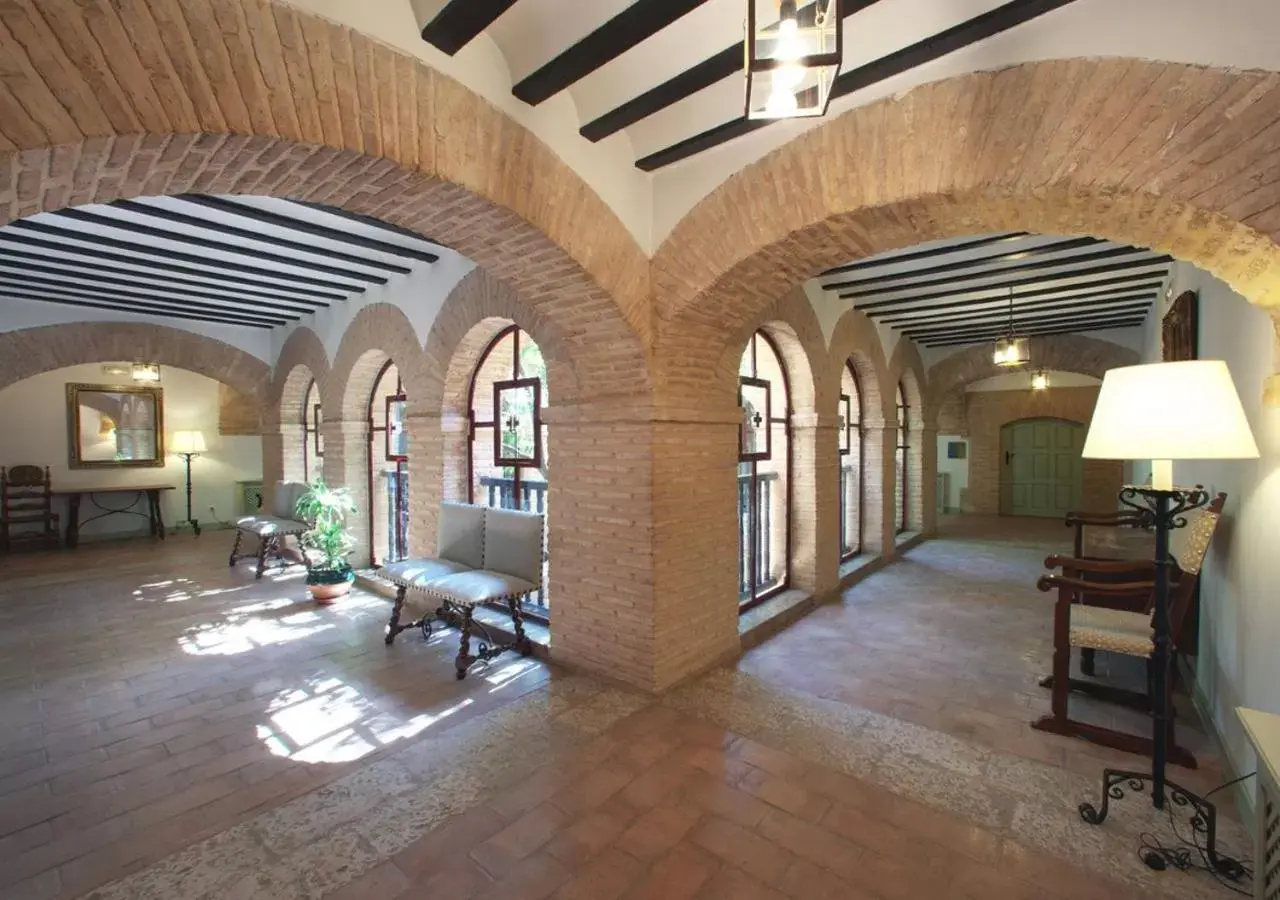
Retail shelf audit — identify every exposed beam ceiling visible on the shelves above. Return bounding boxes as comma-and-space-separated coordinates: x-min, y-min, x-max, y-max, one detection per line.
0, 197, 443, 330
825, 232, 1170, 347
420, 0, 520, 55
917, 316, 1149, 347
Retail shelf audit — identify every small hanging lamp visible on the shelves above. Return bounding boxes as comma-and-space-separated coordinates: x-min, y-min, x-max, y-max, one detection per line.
1030, 369, 1050, 391
992, 288, 1030, 368
744, 0, 843, 121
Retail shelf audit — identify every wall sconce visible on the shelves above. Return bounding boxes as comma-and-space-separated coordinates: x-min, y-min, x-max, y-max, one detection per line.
131, 363, 161, 383
1031, 369, 1050, 391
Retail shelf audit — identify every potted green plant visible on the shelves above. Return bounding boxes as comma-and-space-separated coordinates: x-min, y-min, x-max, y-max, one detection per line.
295, 478, 357, 605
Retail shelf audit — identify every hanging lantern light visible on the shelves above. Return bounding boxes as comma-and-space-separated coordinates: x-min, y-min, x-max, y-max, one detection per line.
992, 288, 1030, 368
1030, 369, 1050, 391
745, 0, 842, 121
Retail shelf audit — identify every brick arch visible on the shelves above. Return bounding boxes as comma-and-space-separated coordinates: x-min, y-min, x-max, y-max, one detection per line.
266, 327, 330, 429
828, 308, 891, 427
328, 305, 429, 423
0, 322, 269, 399
719, 287, 827, 415
653, 60, 1280, 349
888, 340, 928, 534
0, 0, 649, 381
926, 334, 1139, 410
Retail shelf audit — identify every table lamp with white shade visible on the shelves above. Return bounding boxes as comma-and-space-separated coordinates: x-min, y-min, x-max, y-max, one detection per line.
171, 430, 206, 537
1074, 360, 1257, 874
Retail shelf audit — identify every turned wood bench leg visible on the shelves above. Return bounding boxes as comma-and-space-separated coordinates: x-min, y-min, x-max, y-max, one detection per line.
385, 586, 407, 645
456, 606, 474, 680
507, 596, 532, 656
228, 530, 243, 567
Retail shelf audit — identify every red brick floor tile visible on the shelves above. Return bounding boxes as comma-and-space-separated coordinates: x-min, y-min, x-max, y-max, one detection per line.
884, 794, 1003, 865
727, 739, 809, 781
736, 769, 830, 823
324, 860, 412, 900
470, 803, 571, 880
621, 843, 721, 900
617, 800, 703, 862
692, 865, 789, 900
544, 808, 631, 866
551, 847, 644, 900
548, 763, 635, 817
473, 851, 572, 900
678, 773, 773, 828
401, 860, 492, 900
755, 808, 862, 879
687, 816, 794, 886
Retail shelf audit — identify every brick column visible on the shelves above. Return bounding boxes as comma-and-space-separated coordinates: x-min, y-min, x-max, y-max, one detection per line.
321, 419, 372, 567
791, 412, 840, 597
918, 426, 938, 535
405, 409, 442, 559
861, 424, 894, 558
543, 400, 662, 689
651, 412, 742, 690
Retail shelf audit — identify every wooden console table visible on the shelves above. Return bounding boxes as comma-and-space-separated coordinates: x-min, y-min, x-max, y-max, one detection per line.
52, 485, 175, 548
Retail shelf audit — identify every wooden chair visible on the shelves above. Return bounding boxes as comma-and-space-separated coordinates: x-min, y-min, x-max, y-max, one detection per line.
1031, 492, 1227, 768
1, 465, 61, 553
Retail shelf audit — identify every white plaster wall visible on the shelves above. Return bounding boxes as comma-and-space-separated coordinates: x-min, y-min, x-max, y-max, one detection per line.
1137, 262, 1280, 817
0, 363, 263, 540
0, 297, 274, 363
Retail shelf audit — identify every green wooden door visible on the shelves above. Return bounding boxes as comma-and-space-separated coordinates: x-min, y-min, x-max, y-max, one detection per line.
1001, 419, 1084, 518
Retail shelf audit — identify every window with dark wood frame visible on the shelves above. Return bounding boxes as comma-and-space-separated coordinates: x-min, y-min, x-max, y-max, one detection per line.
367, 363, 408, 567
840, 361, 863, 560
467, 326, 550, 623
738, 331, 792, 612
302, 379, 321, 483
896, 381, 909, 534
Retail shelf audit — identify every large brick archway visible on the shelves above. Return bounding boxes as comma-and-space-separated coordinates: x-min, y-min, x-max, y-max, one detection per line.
926, 334, 1140, 409
0, 322, 269, 399
654, 60, 1280, 338
263, 326, 330, 491
0, 0, 649, 374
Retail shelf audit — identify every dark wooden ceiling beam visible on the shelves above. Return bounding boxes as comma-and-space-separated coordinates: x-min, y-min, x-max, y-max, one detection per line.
864, 277, 1166, 319
902, 302, 1152, 337
835, 247, 1164, 298
918, 317, 1148, 347
825, 236, 1103, 291
420, 0, 519, 56
636, 0, 1080, 171
853, 265, 1171, 311
111, 200, 414, 275
177, 196, 440, 264
515, 0, 714, 107
820, 232, 1028, 278
0, 257, 322, 314
0, 232, 348, 301
0, 291, 277, 329
9, 220, 367, 293
911, 311, 1148, 342
880, 291, 1157, 327
582, 0, 879, 142
48, 209, 387, 285
0, 279, 290, 325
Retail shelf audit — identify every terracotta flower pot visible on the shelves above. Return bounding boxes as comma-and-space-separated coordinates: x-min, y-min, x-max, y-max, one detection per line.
309, 580, 351, 605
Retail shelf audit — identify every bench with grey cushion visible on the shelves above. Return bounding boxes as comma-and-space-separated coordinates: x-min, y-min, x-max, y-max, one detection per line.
377, 502, 543, 679
229, 481, 310, 578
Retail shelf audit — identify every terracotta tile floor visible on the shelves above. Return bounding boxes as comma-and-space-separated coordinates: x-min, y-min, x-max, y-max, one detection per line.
0, 521, 1251, 900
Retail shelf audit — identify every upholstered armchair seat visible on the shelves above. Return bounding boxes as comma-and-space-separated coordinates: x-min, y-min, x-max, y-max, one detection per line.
1069, 606, 1153, 657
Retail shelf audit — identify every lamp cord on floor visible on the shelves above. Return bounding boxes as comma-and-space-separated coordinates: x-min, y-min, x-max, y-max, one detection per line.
1134, 771, 1254, 895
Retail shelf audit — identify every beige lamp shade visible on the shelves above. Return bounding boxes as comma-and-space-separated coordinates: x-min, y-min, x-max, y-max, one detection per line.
171, 430, 207, 454
1083, 361, 1258, 488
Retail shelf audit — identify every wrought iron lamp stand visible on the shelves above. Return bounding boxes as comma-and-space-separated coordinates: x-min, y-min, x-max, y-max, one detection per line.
1077, 484, 1241, 879
177, 451, 201, 537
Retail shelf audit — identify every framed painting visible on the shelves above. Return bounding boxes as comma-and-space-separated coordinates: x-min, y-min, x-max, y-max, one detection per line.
67, 383, 164, 469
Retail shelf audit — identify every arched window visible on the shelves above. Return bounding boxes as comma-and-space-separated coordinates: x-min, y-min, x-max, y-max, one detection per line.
368, 362, 408, 566
738, 331, 791, 610
840, 363, 863, 559
467, 326, 549, 620
896, 381, 908, 534
302, 379, 322, 483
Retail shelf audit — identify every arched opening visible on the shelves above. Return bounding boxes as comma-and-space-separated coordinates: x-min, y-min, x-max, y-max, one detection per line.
465, 325, 550, 621
894, 381, 909, 534
367, 361, 408, 567
738, 330, 792, 610
839, 361, 863, 559
302, 379, 322, 484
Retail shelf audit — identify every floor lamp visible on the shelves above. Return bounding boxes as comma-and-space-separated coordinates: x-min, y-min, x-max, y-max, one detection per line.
1075, 360, 1257, 873
171, 430, 206, 537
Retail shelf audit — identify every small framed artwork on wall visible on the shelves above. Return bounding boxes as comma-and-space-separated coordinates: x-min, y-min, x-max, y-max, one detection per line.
947, 441, 967, 460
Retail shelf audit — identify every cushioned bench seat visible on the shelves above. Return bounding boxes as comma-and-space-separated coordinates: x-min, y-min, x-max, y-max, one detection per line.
377, 501, 544, 679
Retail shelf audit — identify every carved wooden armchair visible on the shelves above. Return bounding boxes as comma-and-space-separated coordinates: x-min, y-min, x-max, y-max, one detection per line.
1, 465, 60, 553
1031, 492, 1226, 768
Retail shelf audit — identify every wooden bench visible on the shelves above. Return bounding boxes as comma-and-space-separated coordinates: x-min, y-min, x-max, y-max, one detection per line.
229, 481, 309, 578
377, 502, 543, 679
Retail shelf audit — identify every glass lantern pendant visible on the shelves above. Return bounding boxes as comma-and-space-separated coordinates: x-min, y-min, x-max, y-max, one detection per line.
745, 0, 843, 121
1030, 369, 1050, 391
993, 336, 1030, 368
